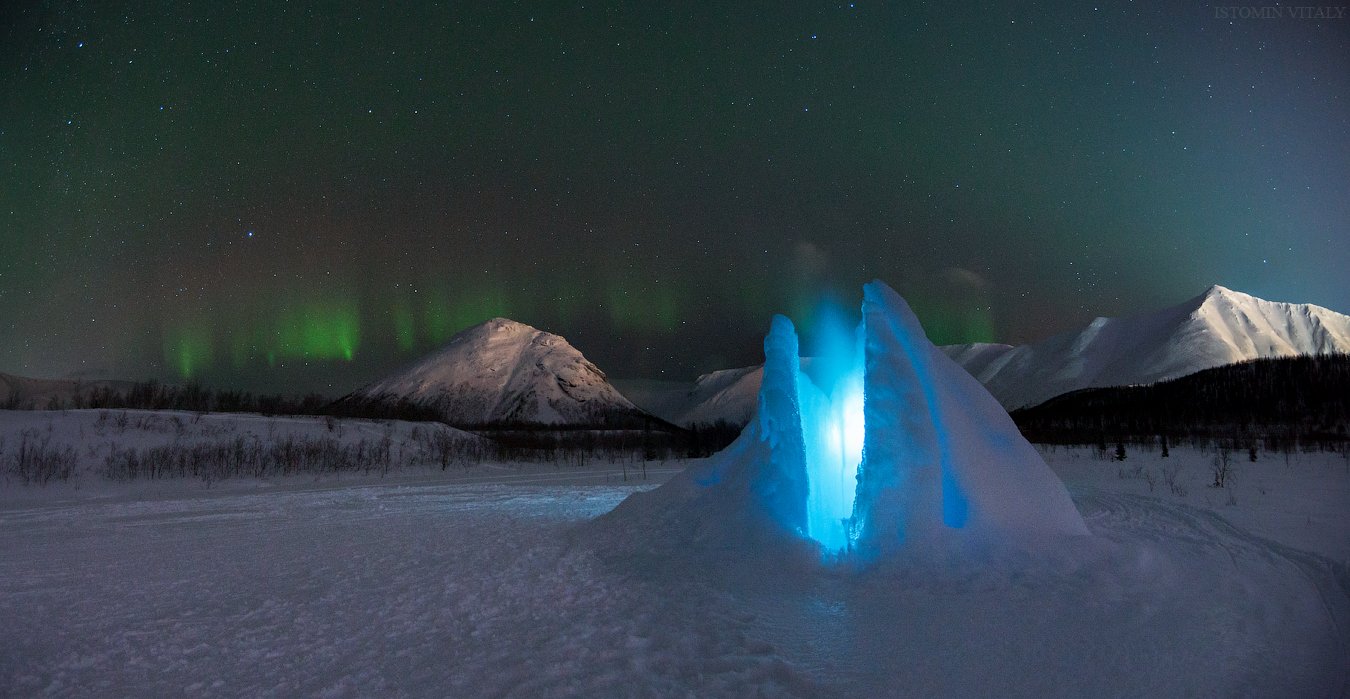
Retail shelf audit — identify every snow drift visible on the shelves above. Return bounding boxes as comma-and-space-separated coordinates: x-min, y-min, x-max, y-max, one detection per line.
599, 281, 1087, 561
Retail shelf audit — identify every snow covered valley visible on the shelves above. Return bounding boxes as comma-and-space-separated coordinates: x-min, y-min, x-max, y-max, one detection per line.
1, 439, 1346, 697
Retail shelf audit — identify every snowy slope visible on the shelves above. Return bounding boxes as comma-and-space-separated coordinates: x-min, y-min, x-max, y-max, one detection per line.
670, 365, 763, 427
350, 318, 645, 426
976, 285, 1350, 409
938, 342, 1016, 378
0, 372, 136, 410
651, 285, 1350, 424
648, 359, 835, 428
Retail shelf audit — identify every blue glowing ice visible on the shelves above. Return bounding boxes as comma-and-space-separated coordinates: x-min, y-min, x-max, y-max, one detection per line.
789, 282, 1086, 556
797, 307, 865, 553
602, 280, 1088, 561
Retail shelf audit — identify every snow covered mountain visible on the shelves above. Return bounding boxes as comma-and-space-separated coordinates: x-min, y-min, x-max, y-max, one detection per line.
643, 358, 836, 428
642, 285, 1350, 424
968, 284, 1350, 409
348, 318, 647, 427
938, 342, 1017, 380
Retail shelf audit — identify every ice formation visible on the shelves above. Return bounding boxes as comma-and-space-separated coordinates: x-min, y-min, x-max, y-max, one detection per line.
850, 281, 1089, 555
601, 280, 1087, 560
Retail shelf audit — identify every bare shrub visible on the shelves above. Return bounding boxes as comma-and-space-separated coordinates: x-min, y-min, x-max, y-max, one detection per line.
97, 428, 490, 483
1211, 448, 1234, 488
6, 429, 77, 484
1163, 463, 1187, 497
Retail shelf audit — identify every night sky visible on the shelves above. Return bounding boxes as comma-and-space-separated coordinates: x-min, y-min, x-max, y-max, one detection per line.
2, 1, 1347, 394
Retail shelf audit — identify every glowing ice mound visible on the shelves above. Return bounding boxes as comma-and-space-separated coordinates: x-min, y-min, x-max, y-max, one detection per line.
597, 280, 1087, 560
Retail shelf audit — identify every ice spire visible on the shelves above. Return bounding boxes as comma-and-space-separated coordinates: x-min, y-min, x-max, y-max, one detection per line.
852, 281, 1088, 557
753, 315, 810, 536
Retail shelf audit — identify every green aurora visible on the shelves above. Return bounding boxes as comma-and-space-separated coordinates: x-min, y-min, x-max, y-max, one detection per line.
1, 1, 1345, 393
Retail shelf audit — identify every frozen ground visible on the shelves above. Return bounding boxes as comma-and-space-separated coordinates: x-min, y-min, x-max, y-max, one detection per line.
0, 420, 1346, 696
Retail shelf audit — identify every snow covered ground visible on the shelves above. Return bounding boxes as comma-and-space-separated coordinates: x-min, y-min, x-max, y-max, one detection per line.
0, 416, 1346, 696
1043, 444, 1349, 564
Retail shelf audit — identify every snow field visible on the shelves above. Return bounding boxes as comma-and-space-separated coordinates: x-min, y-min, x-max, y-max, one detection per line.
1, 445, 1346, 697
0, 484, 814, 697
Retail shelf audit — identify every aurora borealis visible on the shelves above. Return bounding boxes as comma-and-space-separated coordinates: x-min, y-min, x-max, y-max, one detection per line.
2, 2, 1347, 393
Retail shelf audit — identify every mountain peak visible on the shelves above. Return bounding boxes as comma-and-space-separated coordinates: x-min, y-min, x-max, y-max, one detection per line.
1191, 283, 1242, 304
1201, 284, 1250, 302
1181, 284, 1259, 315
456, 317, 539, 339
352, 317, 641, 426
484, 316, 533, 330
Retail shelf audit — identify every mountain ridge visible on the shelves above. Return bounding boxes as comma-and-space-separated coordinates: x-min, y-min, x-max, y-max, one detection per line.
637, 285, 1350, 425
977, 284, 1350, 409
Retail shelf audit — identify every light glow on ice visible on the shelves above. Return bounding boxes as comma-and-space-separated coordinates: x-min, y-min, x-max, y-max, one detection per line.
798, 307, 865, 554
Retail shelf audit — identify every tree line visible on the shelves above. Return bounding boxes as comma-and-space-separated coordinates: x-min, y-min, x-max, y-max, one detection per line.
1012, 353, 1350, 449
9, 379, 740, 461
